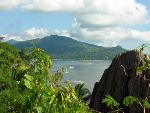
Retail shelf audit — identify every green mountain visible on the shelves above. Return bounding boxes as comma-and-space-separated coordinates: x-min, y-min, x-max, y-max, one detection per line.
6, 39, 18, 44
8, 35, 126, 60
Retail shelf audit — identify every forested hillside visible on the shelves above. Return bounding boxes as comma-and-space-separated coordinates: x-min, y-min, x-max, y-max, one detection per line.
8, 35, 126, 60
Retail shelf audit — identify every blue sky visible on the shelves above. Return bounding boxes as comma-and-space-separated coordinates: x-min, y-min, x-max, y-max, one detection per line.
0, 10, 74, 33
0, 0, 150, 49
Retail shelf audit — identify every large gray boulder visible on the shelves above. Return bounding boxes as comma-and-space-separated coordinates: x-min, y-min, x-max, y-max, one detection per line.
89, 50, 150, 113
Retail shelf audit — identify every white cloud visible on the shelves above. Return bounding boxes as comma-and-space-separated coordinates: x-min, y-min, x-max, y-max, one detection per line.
21, 0, 84, 12
70, 26, 150, 47
2, 28, 72, 41
0, 0, 150, 48
25, 27, 49, 38
19, 0, 149, 26
52, 29, 71, 37
20, 0, 150, 47
75, 0, 149, 27
2, 28, 49, 41
0, 0, 29, 10
1, 0, 148, 25
1, 27, 150, 48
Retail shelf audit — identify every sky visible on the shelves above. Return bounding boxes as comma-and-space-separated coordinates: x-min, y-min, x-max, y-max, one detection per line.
0, 0, 150, 49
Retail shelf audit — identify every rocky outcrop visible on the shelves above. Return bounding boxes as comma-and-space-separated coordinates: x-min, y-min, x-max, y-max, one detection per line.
89, 50, 150, 113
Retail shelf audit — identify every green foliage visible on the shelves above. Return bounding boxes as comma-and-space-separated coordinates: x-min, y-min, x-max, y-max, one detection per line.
0, 43, 92, 113
136, 56, 150, 75
137, 44, 150, 51
75, 83, 91, 103
102, 95, 120, 109
143, 98, 150, 109
123, 96, 138, 106
136, 44, 150, 76
103, 95, 150, 112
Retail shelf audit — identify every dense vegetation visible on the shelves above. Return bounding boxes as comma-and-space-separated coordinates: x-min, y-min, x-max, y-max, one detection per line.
0, 43, 93, 113
2, 41, 148, 113
7, 35, 126, 60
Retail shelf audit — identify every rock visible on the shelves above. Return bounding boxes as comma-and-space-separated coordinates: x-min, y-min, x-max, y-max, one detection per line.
89, 50, 150, 113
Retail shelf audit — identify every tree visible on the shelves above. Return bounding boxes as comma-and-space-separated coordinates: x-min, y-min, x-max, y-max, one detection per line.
75, 83, 91, 103
0, 42, 92, 113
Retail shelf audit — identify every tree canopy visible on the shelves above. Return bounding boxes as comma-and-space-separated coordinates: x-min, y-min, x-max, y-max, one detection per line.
0, 43, 92, 113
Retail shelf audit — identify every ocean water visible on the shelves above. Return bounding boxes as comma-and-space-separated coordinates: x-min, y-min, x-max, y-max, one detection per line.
52, 60, 111, 92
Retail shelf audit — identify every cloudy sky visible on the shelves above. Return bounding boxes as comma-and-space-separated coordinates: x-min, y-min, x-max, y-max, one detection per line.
0, 0, 150, 49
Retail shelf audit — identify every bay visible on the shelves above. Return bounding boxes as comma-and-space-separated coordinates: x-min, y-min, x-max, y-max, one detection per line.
52, 60, 111, 92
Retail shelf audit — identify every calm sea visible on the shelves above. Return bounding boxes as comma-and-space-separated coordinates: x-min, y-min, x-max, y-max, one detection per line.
52, 60, 111, 92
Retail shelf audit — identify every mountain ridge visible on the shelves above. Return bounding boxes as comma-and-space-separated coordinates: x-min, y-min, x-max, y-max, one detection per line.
7, 35, 126, 60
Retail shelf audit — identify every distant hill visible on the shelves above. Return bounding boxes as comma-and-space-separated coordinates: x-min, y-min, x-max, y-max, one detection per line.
7, 35, 126, 60
6, 39, 18, 44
